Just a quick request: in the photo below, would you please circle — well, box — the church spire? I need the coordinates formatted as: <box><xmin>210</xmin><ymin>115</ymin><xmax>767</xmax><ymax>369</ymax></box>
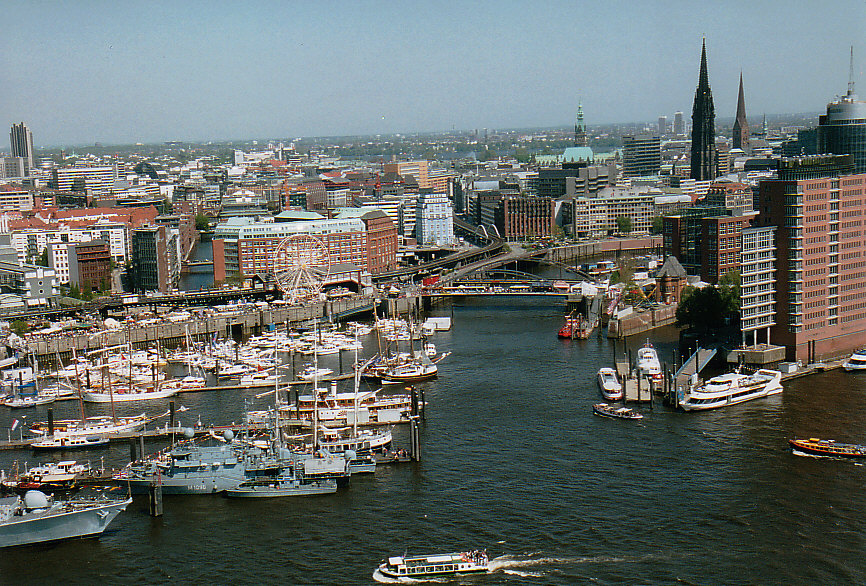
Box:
<box><xmin>732</xmin><ymin>72</ymin><xmax>750</xmax><ymax>153</ymax></box>
<box><xmin>690</xmin><ymin>38</ymin><xmax>716</xmax><ymax>181</ymax></box>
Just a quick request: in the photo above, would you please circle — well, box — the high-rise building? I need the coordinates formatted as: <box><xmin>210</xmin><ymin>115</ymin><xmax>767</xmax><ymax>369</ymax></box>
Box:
<box><xmin>575</xmin><ymin>103</ymin><xmax>587</xmax><ymax>147</ymax></box>
<box><xmin>9</xmin><ymin>122</ymin><xmax>35</xmax><ymax>174</ymax></box>
<box><xmin>690</xmin><ymin>40</ymin><xmax>716</xmax><ymax>181</ymax></box>
<box><xmin>817</xmin><ymin>49</ymin><xmax>866</xmax><ymax>173</ymax></box>
<box><xmin>757</xmin><ymin>155</ymin><xmax>866</xmax><ymax>361</ymax></box>
<box><xmin>673</xmin><ymin>111</ymin><xmax>685</xmax><ymax>136</ymax></box>
<box><xmin>130</xmin><ymin>226</ymin><xmax>170</xmax><ymax>293</ymax></box>
<box><xmin>732</xmin><ymin>73</ymin><xmax>751</xmax><ymax>153</ymax></box>
<box><xmin>415</xmin><ymin>189</ymin><xmax>455</xmax><ymax>246</ymax></box>
<box><xmin>622</xmin><ymin>135</ymin><xmax>661</xmax><ymax>177</ymax></box>
<box><xmin>658</xmin><ymin>116</ymin><xmax>667</xmax><ymax>136</ymax></box>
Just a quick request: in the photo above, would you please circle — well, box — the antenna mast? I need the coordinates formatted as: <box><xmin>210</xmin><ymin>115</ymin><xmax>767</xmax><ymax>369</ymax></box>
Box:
<box><xmin>849</xmin><ymin>45</ymin><xmax>855</xmax><ymax>95</ymax></box>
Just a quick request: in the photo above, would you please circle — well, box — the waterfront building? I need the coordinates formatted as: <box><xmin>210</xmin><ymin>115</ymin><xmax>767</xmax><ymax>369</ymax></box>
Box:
<box><xmin>658</xmin><ymin>116</ymin><xmax>667</xmax><ymax>136</ymax></box>
<box><xmin>415</xmin><ymin>189</ymin><xmax>455</xmax><ymax>246</ymax></box>
<box><xmin>739</xmin><ymin>226</ymin><xmax>776</xmax><ymax>346</ymax></box>
<box><xmin>66</xmin><ymin>240</ymin><xmax>112</xmax><ymax>292</ymax></box>
<box><xmin>213</xmin><ymin>216</ymin><xmax>369</xmax><ymax>278</ymax></box>
<box><xmin>493</xmin><ymin>196</ymin><xmax>555</xmax><ymax>240</ymax></box>
<box><xmin>129</xmin><ymin>226</ymin><xmax>170</xmax><ymax>293</ymax></box>
<box><xmin>756</xmin><ymin>155</ymin><xmax>866</xmax><ymax>360</ymax></box>
<box><xmin>690</xmin><ymin>40</ymin><xmax>717</xmax><ymax>181</ymax></box>
<box><xmin>9</xmin><ymin>122</ymin><xmax>35</xmax><ymax>173</ymax></box>
<box><xmin>622</xmin><ymin>135</ymin><xmax>661</xmax><ymax>177</ymax></box>
<box><xmin>733</xmin><ymin>73</ymin><xmax>751</xmax><ymax>154</ymax></box>
<box><xmin>817</xmin><ymin>62</ymin><xmax>866</xmax><ymax>173</ymax></box>
<box><xmin>332</xmin><ymin>208</ymin><xmax>397</xmax><ymax>274</ymax></box>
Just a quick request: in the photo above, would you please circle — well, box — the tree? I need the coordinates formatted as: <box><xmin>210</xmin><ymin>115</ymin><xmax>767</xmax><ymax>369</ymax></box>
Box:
<box><xmin>10</xmin><ymin>320</ymin><xmax>30</xmax><ymax>337</ymax></box>
<box><xmin>651</xmin><ymin>216</ymin><xmax>664</xmax><ymax>235</ymax></box>
<box><xmin>675</xmin><ymin>282</ymin><xmax>739</xmax><ymax>332</ymax></box>
<box><xmin>195</xmin><ymin>213</ymin><xmax>211</xmax><ymax>231</ymax></box>
<box><xmin>514</xmin><ymin>147</ymin><xmax>531</xmax><ymax>163</ymax></box>
<box><xmin>719</xmin><ymin>269</ymin><xmax>741</xmax><ymax>316</ymax></box>
<box><xmin>616</xmin><ymin>216</ymin><xmax>632</xmax><ymax>234</ymax></box>
<box><xmin>35</xmin><ymin>249</ymin><xmax>49</xmax><ymax>267</ymax></box>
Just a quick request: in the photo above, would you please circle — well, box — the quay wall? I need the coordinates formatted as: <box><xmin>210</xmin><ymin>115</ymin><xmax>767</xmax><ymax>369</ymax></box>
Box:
<box><xmin>607</xmin><ymin>305</ymin><xmax>677</xmax><ymax>339</ymax></box>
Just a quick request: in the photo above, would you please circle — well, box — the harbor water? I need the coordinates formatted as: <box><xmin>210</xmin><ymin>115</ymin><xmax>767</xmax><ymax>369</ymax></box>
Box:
<box><xmin>1</xmin><ymin>297</ymin><xmax>864</xmax><ymax>584</ymax></box>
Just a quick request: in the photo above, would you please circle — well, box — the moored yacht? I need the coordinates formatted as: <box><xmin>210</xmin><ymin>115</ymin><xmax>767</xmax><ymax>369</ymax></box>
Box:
<box><xmin>680</xmin><ymin>369</ymin><xmax>783</xmax><ymax>411</ymax></box>
<box><xmin>842</xmin><ymin>349</ymin><xmax>866</xmax><ymax>371</ymax></box>
<box><xmin>596</xmin><ymin>367</ymin><xmax>622</xmax><ymax>400</ymax></box>
<box><xmin>636</xmin><ymin>342</ymin><xmax>662</xmax><ymax>384</ymax></box>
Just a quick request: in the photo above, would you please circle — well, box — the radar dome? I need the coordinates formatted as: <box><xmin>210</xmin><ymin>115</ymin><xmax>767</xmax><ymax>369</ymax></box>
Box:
<box><xmin>344</xmin><ymin>450</ymin><xmax>356</xmax><ymax>461</ymax></box>
<box><xmin>23</xmin><ymin>490</ymin><xmax>49</xmax><ymax>509</ymax></box>
<box><xmin>183</xmin><ymin>427</ymin><xmax>195</xmax><ymax>439</ymax></box>
<box><xmin>223</xmin><ymin>430</ymin><xmax>234</xmax><ymax>441</ymax></box>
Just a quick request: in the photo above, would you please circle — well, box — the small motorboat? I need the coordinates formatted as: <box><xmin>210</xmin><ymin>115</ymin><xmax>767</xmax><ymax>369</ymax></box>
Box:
<box><xmin>32</xmin><ymin>433</ymin><xmax>110</xmax><ymax>451</ymax></box>
<box><xmin>376</xmin><ymin>550</ymin><xmax>489</xmax><ymax>580</ymax></box>
<box><xmin>3</xmin><ymin>395</ymin><xmax>56</xmax><ymax>409</ymax></box>
<box><xmin>596</xmin><ymin>367</ymin><xmax>623</xmax><ymax>400</ymax></box>
<box><xmin>592</xmin><ymin>403</ymin><xmax>643</xmax><ymax>420</ymax></box>
<box><xmin>789</xmin><ymin>438</ymin><xmax>866</xmax><ymax>459</ymax></box>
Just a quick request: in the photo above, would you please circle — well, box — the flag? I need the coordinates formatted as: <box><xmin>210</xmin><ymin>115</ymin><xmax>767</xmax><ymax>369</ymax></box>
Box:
<box><xmin>10</xmin><ymin>419</ymin><xmax>18</xmax><ymax>431</ymax></box>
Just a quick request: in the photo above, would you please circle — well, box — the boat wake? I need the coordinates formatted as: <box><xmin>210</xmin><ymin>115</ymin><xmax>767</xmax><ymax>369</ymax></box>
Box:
<box><xmin>488</xmin><ymin>552</ymin><xmax>662</xmax><ymax>575</ymax></box>
<box><xmin>372</xmin><ymin>569</ymin><xmax>449</xmax><ymax>584</ymax></box>
<box><xmin>791</xmin><ymin>449</ymin><xmax>865</xmax><ymax>464</ymax></box>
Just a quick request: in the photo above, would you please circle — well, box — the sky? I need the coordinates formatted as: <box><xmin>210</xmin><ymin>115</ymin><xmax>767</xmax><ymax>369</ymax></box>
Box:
<box><xmin>2</xmin><ymin>0</ymin><xmax>864</xmax><ymax>147</ymax></box>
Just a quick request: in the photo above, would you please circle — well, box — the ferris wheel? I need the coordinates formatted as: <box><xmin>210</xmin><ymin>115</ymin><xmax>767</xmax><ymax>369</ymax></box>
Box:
<box><xmin>272</xmin><ymin>234</ymin><xmax>331</xmax><ymax>303</ymax></box>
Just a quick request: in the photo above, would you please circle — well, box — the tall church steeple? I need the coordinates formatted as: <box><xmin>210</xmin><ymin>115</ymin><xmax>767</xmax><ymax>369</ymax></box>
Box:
<box><xmin>732</xmin><ymin>72</ymin><xmax>750</xmax><ymax>154</ymax></box>
<box><xmin>575</xmin><ymin>102</ymin><xmax>587</xmax><ymax>147</ymax></box>
<box><xmin>690</xmin><ymin>39</ymin><xmax>716</xmax><ymax>181</ymax></box>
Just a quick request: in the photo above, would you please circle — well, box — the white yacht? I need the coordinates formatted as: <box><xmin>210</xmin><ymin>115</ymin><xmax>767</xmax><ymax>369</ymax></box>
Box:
<box><xmin>680</xmin><ymin>369</ymin><xmax>783</xmax><ymax>411</ymax></box>
<box><xmin>636</xmin><ymin>343</ymin><xmax>662</xmax><ymax>384</ymax></box>
<box><xmin>842</xmin><ymin>349</ymin><xmax>866</xmax><ymax>371</ymax></box>
<box><xmin>596</xmin><ymin>367</ymin><xmax>623</xmax><ymax>400</ymax></box>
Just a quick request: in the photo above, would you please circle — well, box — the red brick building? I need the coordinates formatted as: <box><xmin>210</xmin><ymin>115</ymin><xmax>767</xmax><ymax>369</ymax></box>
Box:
<box><xmin>758</xmin><ymin>158</ymin><xmax>866</xmax><ymax>361</ymax></box>
<box><xmin>68</xmin><ymin>240</ymin><xmax>112</xmax><ymax>292</ymax></box>
<box><xmin>494</xmin><ymin>196</ymin><xmax>555</xmax><ymax>240</ymax></box>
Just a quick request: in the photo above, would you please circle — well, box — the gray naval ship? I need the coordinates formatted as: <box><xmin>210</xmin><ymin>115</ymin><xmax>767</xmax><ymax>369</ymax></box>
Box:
<box><xmin>114</xmin><ymin>429</ymin><xmax>353</xmax><ymax>495</ymax></box>
<box><xmin>0</xmin><ymin>490</ymin><xmax>131</xmax><ymax>548</ymax></box>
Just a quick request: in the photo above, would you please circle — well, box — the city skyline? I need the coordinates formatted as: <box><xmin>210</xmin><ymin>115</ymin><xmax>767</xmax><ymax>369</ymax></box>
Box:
<box><xmin>1</xmin><ymin>1</ymin><xmax>863</xmax><ymax>146</ymax></box>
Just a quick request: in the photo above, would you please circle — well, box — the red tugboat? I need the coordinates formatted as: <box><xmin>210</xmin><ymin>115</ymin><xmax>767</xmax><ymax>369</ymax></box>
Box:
<box><xmin>558</xmin><ymin>313</ymin><xmax>594</xmax><ymax>339</ymax></box>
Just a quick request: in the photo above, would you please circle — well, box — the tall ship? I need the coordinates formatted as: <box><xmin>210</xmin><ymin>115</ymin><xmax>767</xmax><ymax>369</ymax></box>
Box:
<box><xmin>0</xmin><ymin>490</ymin><xmax>131</xmax><ymax>548</ymax></box>
<box><xmin>680</xmin><ymin>369</ymin><xmax>783</xmax><ymax>411</ymax></box>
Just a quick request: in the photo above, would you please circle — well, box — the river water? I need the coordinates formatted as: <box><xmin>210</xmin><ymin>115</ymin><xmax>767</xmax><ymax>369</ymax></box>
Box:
<box><xmin>0</xmin><ymin>297</ymin><xmax>864</xmax><ymax>584</ymax></box>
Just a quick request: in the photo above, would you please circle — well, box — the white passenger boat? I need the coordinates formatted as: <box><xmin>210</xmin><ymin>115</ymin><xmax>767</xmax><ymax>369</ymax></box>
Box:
<box><xmin>29</xmin><ymin>414</ymin><xmax>148</xmax><ymax>437</ymax></box>
<box><xmin>637</xmin><ymin>342</ymin><xmax>662</xmax><ymax>384</ymax></box>
<box><xmin>680</xmin><ymin>369</ymin><xmax>783</xmax><ymax>411</ymax></box>
<box><xmin>842</xmin><ymin>349</ymin><xmax>866</xmax><ymax>371</ymax></box>
<box><xmin>32</xmin><ymin>433</ymin><xmax>110</xmax><ymax>451</ymax></box>
<box><xmin>596</xmin><ymin>367</ymin><xmax>623</xmax><ymax>400</ymax></box>
<box><xmin>376</xmin><ymin>550</ymin><xmax>489</xmax><ymax>579</ymax></box>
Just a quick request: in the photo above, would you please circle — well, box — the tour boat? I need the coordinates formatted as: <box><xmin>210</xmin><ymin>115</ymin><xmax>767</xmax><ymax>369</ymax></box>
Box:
<box><xmin>282</xmin><ymin>386</ymin><xmax>414</xmax><ymax>425</ymax></box>
<box><xmin>596</xmin><ymin>367</ymin><xmax>623</xmax><ymax>400</ymax></box>
<box><xmin>592</xmin><ymin>403</ymin><xmax>643</xmax><ymax>420</ymax></box>
<box><xmin>789</xmin><ymin>438</ymin><xmax>866</xmax><ymax>459</ymax></box>
<box><xmin>842</xmin><ymin>349</ymin><xmax>866</xmax><ymax>371</ymax></box>
<box><xmin>680</xmin><ymin>369</ymin><xmax>783</xmax><ymax>411</ymax></box>
<box><xmin>636</xmin><ymin>342</ymin><xmax>663</xmax><ymax>383</ymax></box>
<box><xmin>376</xmin><ymin>550</ymin><xmax>489</xmax><ymax>579</ymax></box>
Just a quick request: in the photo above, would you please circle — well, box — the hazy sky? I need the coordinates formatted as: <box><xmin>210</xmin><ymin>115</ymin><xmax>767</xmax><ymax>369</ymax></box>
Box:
<box><xmin>2</xmin><ymin>1</ymin><xmax>864</xmax><ymax>147</ymax></box>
